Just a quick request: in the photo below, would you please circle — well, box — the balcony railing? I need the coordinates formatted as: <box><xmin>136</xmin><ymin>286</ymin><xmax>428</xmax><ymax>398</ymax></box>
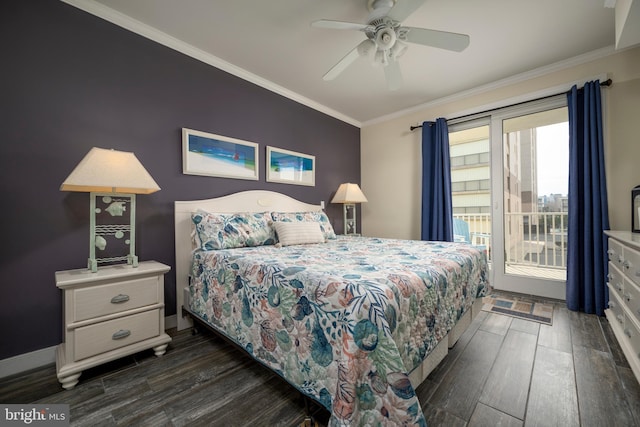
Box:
<box><xmin>453</xmin><ymin>212</ymin><xmax>568</xmax><ymax>271</ymax></box>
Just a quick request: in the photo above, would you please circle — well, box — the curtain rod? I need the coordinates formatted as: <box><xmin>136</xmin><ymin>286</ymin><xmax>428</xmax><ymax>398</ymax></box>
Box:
<box><xmin>409</xmin><ymin>78</ymin><xmax>612</xmax><ymax>131</ymax></box>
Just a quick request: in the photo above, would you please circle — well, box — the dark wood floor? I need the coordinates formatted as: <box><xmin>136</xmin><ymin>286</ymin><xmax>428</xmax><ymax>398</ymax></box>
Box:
<box><xmin>2</xmin><ymin>292</ymin><xmax>639</xmax><ymax>426</ymax></box>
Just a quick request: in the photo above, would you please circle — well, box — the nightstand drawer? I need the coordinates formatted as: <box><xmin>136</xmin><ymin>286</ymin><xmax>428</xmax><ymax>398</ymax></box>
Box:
<box><xmin>74</xmin><ymin>309</ymin><xmax>159</xmax><ymax>360</ymax></box>
<box><xmin>74</xmin><ymin>277</ymin><xmax>159</xmax><ymax>322</ymax></box>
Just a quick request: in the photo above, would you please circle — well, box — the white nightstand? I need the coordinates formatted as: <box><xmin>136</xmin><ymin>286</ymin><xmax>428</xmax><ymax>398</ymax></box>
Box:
<box><xmin>55</xmin><ymin>261</ymin><xmax>172</xmax><ymax>389</ymax></box>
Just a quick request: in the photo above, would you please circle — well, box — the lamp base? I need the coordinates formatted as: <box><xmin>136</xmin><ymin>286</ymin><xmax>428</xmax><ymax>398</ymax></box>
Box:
<box><xmin>88</xmin><ymin>192</ymin><xmax>138</xmax><ymax>273</ymax></box>
<box><xmin>342</xmin><ymin>203</ymin><xmax>358</xmax><ymax>235</ymax></box>
<box><xmin>88</xmin><ymin>255</ymin><xmax>138</xmax><ymax>273</ymax></box>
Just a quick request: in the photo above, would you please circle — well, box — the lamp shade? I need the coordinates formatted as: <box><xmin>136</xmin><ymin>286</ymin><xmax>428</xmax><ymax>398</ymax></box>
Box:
<box><xmin>331</xmin><ymin>183</ymin><xmax>368</xmax><ymax>204</ymax></box>
<box><xmin>60</xmin><ymin>147</ymin><xmax>160</xmax><ymax>194</ymax></box>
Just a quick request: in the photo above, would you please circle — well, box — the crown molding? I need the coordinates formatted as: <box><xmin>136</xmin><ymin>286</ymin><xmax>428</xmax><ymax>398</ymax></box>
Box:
<box><xmin>60</xmin><ymin>0</ymin><xmax>362</xmax><ymax>128</ymax></box>
<box><xmin>363</xmin><ymin>45</ymin><xmax>618</xmax><ymax>126</ymax></box>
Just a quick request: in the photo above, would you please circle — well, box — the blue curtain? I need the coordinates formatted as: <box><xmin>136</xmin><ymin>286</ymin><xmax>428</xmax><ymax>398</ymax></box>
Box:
<box><xmin>421</xmin><ymin>118</ymin><xmax>453</xmax><ymax>241</ymax></box>
<box><xmin>566</xmin><ymin>80</ymin><xmax>610</xmax><ymax>316</ymax></box>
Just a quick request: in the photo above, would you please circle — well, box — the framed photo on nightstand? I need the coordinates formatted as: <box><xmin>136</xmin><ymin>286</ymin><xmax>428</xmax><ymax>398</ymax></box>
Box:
<box><xmin>633</xmin><ymin>185</ymin><xmax>640</xmax><ymax>233</ymax></box>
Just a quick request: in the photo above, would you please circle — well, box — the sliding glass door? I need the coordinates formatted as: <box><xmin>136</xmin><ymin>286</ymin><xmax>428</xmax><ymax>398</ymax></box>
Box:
<box><xmin>492</xmin><ymin>102</ymin><xmax>569</xmax><ymax>299</ymax></box>
<box><xmin>450</xmin><ymin>96</ymin><xmax>569</xmax><ymax>299</ymax></box>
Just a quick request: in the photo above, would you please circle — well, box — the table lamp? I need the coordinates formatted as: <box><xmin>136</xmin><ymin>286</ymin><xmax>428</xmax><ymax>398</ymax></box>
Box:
<box><xmin>331</xmin><ymin>183</ymin><xmax>367</xmax><ymax>235</ymax></box>
<box><xmin>60</xmin><ymin>147</ymin><xmax>160</xmax><ymax>272</ymax></box>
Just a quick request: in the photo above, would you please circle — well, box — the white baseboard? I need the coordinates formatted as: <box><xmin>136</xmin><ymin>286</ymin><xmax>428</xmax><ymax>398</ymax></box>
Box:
<box><xmin>0</xmin><ymin>315</ymin><xmax>178</xmax><ymax>379</ymax></box>
<box><xmin>0</xmin><ymin>345</ymin><xmax>56</xmax><ymax>379</ymax></box>
<box><xmin>165</xmin><ymin>314</ymin><xmax>177</xmax><ymax>330</ymax></box>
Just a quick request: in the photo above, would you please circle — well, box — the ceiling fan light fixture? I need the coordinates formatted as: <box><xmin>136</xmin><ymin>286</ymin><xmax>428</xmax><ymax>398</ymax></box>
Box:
<box><xmin>357</xmin><ymin>39</ymin><xmax>377</xmax><ymax>59</ymax></box>
<box><xmin>390</xmin><ymin>39</ymin><xmax>408</xmax><ymax>59</ymax></box>
<box><xmin>374</xmin><ymin>49</ymin><xmax>389</xmax><ymax>66</ymax></box>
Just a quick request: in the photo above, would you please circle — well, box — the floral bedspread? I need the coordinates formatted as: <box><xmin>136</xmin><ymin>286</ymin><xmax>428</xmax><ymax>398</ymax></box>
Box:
<box><xmin>189</xmin><ymin>236</ymin><xmax>489</xmax><ymax>426</ymax></box>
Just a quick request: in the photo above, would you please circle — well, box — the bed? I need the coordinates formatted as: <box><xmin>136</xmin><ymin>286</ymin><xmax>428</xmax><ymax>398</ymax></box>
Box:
<box><xmin>175</xmin><ymin>190</ymin><xmax>489</xmax><ymax>426</ymax></box>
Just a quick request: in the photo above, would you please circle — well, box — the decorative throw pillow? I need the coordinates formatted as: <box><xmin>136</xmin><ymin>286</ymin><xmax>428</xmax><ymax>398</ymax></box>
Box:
<box><xmin>270</xmin><ymin>211</ymin><xmax>337</xmax><ymax>240</ymax></box>
<box><xmin>191</xmin><ymin>211</ymin><xmax>276</xmax><ymax>250</ymax></box>
<box><xmin>273</xmin><ymin>221</ymin><xmax>325</xmax><ymax>246</ymax></box>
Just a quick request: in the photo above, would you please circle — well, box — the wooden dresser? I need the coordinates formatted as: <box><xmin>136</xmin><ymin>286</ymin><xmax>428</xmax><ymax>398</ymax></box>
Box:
<box><xmin>55</xmin><ymin>261</ymin><xmax>171</xmax><ymax>389</ymax></box>
<box><xmin>605</xmin><ymin>230</ymin><xmax>640</xmax><ymax>384</ymax></box>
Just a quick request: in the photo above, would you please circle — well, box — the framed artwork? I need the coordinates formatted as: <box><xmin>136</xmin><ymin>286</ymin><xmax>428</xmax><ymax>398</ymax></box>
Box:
<box><xmin>266</xmin><ymin>146</ymin><xmax>315</xmax><ymax>186</ymax></box>
<box><xmin>182</xmin><ymin>128</ymin><xmax>258</xmax><ymax>180</ymax></box>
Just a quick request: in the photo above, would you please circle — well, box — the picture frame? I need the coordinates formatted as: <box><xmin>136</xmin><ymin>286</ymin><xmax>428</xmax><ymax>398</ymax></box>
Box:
<box><xmin>266</xmin><ymin>146</ymin><xmax>315</xmax><ymax>186</ymax></box>
<box><xmin>182</xmin><ymin>128</ymin><xmax>258</xmax><ymax>180</ymax></box>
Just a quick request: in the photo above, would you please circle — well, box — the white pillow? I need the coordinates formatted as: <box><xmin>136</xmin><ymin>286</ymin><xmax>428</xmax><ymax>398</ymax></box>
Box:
<box><xmin>274</xmin><ymin>221</ymin><xmax>325</xmax><ymax>246</ymax></box>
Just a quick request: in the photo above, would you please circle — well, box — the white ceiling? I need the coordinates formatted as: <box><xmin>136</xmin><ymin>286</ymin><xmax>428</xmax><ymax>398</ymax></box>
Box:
<box><xmin>67</xmin><ymin>0</ymin><xmax>619</xmax><ymax>126</ymax></box>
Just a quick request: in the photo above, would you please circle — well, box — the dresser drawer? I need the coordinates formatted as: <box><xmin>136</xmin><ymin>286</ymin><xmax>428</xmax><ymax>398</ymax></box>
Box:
<box><xmin>74</xmin><ymin>309</ymin><xmax>160</xmax><ymax>360</ymax></box>
<box><xmin>622</xmin><ymin>244</ymin><xmax>640</xmax><ymax>287</ymax></box>
<box><xmin>73</xmin><ymin>277</ymin><xmax>159</xmax><ymax>322</ymax></box>
<box><xmin>624</xmin><ymin>315</ymin><xmax>640</xmax><ymax>366</ymax></box>
<box><xmin>608</xmin><ymin>238</ymin><xmax>624</xmax><ymax>267</ymax></box>
<box><xmin>624</xmin><ymin>278</ymin><xmax>640</xmax><ymax>324</ymax></box>
<box><xmin>608</xmin><ymin>262</ymin><xmax>624</xmax><ymax>300</ymax></box>
<box><xmin>607</xmin><ymin>290</ymin><xmax>625</xmax><ymax>327</ymax></box>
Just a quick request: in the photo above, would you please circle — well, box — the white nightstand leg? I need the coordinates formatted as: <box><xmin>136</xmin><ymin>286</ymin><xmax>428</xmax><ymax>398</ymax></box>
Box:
<box><xmin>59</xmin><ymin>372</ymin><xmax>81</xmax><ymax>390</ymax></box>
<box><xmin>153</xmin><ymin>343</ymin><xmax>168</xmax><ymax>357</ymax></box>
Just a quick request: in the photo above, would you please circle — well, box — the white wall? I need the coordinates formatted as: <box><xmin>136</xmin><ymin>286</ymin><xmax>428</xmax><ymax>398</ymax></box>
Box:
<box><xmin>361</xmin><ymin>46</ymin><xmax>640</xmax><ymax>239</ymax></box>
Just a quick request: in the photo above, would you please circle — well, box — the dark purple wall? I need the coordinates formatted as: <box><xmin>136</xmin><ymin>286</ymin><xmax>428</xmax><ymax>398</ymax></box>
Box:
<box><xmin>0</xmin><ymin>1</ymin><xmax>360</xmax><ymax>359</ymax></box>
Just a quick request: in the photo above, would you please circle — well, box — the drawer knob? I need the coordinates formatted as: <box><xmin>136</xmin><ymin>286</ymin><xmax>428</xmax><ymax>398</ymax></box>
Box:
<box><xmin>624</xmin><ymin>260</ymin><xmax>632</xmax><ymax>270</ymax></box>
<box><xmin>617</xmin><ymin>283</ymin><xmax>623</xmax><ymax>292</ymax></box>
<box><xmin>112</xmin><ymin>329</ymin><xmax>131</xmax><ymax>340</ymax></box>
<box><xmin>608</xmin><ymin>249</ymin><xmax>615</xmax><ymax>256</ymax></box>
<box><xmin>624</xmin><ymin>328</ymin><xmax>632</xmax><ymax>338</ymax></box>
<box><xmin>609</xmin><ymin>301</ymin><xmax>616</xmax><ymax>308</ymax></box>
<box><xmin>617</xmin><ymin>314</ymin><xmax>624</xmax><ymax>323</ymax></box>
<box><xmin>625</xmin><ymin>293</ymin><xmax>632</xmax><ymax>302</ymax></box>
<box><xmin>110</xmin><ymin>294</ymin><xmax>130</xmax><ymax>304</ymax></box>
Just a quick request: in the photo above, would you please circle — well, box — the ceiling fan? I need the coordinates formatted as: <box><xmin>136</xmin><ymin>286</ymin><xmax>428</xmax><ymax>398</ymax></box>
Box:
<box><xmin>312</xmin><ymin>0</ymin><xmax>470</xmax><ymax>90</ymax></box>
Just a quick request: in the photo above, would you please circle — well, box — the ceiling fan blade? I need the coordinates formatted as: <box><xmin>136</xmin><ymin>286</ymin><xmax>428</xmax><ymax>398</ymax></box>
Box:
<box><xmin>323</xmin><ymin>40</ymin><xmax>371</xmax><ymax>81</ymax></box>
<box><xmin>387</xmin><ymin>0</ymin><xmax>427</xmax><ymax>22</ymax></box>
<box><xmin>404</xmin><ymin>27</ymin><xmax>470</xmax><ymax>52</ymax></box>
<box><xmin>384</xmin><ymin>60</ymin><xmax>403</xmax><ymax>91</ymax></box>
<box><xmin>312</xmin><ymin>20</ymin><xmax>369</xmax><ymax>31</ymax></box>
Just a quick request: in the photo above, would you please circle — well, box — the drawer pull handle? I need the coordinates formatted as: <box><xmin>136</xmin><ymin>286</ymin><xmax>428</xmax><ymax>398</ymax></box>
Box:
<box><xmin>112</xmin><ymin>329</ymin><xmax>131</xmax><ymax>340</ymax></box>
<box><xmin>111</xmin><ymin>294</ymin><xmax>130</xmax><ymax>304</ymax></box>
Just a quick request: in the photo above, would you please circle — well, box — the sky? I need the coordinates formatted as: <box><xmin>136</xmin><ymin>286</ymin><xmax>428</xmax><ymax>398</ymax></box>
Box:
<box><xmin>536</xmin><ymin>122</ymin><xmax>569</xmax><ymax>196</ymax></box>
